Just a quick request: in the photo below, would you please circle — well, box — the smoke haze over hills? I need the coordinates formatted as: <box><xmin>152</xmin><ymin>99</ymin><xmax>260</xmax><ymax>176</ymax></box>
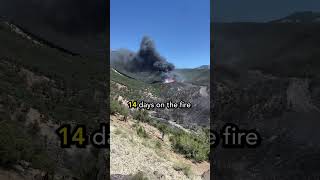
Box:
<box><xmin>111</xmin><ymin>36</ymin><xmax>174</xmax><ymax>75</ymax></box>
<box><xmin>212</xmin><ymin>0</ymin><xmax>320</xmax><ymax>22</ymax></box>
<box><xmin>0</xmin><ymin>0</ymin><xmax>106</xmax><ymax>34</ymax></box>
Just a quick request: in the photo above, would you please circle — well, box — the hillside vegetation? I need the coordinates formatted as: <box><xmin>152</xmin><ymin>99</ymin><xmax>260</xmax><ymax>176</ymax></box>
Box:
<box><xmin>0</xmin><ymin>20</ymin><xmax>107</xmax><ymax>179</ymax></box>
<box><xmin>110</xmin><ymin>106</ymin><xmax>210</xmax><ymax>180</ymax></box>
<box><xmin>212</xmin><ymin>19</ymin><xmax>320</xmax><ymax>179</ymax></box>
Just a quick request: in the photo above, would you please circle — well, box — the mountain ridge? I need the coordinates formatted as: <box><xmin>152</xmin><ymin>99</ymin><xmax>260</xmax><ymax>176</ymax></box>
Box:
<box><xmin>0</xmin><ymin>19</ymin><xmax>80</xmax><ymax>56</ymax></box>
<box><xmin>271</xmin><ymin>11</ymin><xmax>320</xmax><ymax>24</ymax></box>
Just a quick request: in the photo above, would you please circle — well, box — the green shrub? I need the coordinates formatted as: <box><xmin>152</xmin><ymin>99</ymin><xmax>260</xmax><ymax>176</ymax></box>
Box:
<box><xmin>31</xmin><ymin>152</ymin><xmax>56</xmax><ymax>173</ymax></box>
<box><xmin>155</xmin><ymin>141</ymin><xmax>162</xmax><ymax>149</ymax></box>
<box><xmin>0</xmin><ymin>120</ymin><xmax>55</xmax><ymax>171</ymax></box>
<box><xmin>114</xmin><ymin>129</ymin><xmax>122</xmax><ymax>135</ymax></box>
<box><xmin>143</xmin><ymin>118</ymin><xmax>209</xmax><ymax>162</ymax></box>
<box><xmin>150</xmin><ymin>120</ymin><xmax>177</xmax><ymax>135</ymax></box>
<box><xmin>0</xmin><ymin>121</ymin><xmax>31</xmax><ymax>165</ymax></box>
<box><xmin>110</xmin><ymin>99</ymin><xmax>129</xmax><ymax>117</ymax></box>
<box><xmin>131</xmin><ymin>171</ymin><xmax>148</xmax><ymax>180</ymax></box>
<box><xmin>170</xmin><ymin>130</ymin><xmax>209</xmax><ymax>162</ymax></box>
<box><xmin>121</xmin><ymin>106</ymin><xmax>129</xmax><ymax>118</ymax></box>
<box><xmin>133</xmin><ymin>110</ymin><xmax>149</xmax><ymax>122</ymax></box>
<box><xmin>157</xmin><ymin>123</ymin><xmax>168</xmax><ymax>140</ymax></box>
<box><xmin>173</xmin><ymin>163</ymin><xmax>192</xmax><ymax>177</ymax></box>
<box><xmin>110</xmin><ymin>99</ymin><xmax>122</xmax><ymax>115</ymax></box>
<box><xmin>136</xmin><ymin>126</ymin><xmax>149</xmax><ymax>139</ymax></box>
<box><xmin>132</xmin><ymin>122</ymin><xmax>139</xmax><ymax>128</ymax></box>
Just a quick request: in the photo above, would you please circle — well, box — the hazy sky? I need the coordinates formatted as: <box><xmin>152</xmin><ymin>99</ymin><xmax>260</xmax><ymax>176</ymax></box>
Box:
<box><xmin>212</xmin><ymin>0</ymin><xmax>320</xmax><ymax>22</ymax></box>
<box><xmin>0</xmin><ymin>0</ymin><xmax>107</xmax><ymax>57</ymax></box>
<box><xmin>0</xmin><ymin>0</ymin><xmax>106</xmax><ymax>34</ymax></box>
<box><xmin>111</xmin><ymin>0</ymin><xmax>210</xmax><ymax>68</ymax></box>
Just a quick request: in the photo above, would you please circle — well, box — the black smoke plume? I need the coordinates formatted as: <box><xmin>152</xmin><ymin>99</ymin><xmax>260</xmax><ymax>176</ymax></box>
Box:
<box><xmin>111</xmin><ymin>36</ymin><xmax>175</xmax><ymax>73</ymax></box>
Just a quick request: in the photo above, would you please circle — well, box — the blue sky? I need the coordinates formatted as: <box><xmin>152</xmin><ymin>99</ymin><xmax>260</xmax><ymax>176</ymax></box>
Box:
<box><xmin>111</xmin><ymin>0</ymin><xmax>210</xmax><ymax>68</ymax></box>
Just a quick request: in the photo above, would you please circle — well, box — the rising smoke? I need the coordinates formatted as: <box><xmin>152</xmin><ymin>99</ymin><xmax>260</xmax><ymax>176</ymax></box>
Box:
<box><xmin>111</xmin><ymin>36</ymin><xmax>175</xmax><ymax>73</ymax></box>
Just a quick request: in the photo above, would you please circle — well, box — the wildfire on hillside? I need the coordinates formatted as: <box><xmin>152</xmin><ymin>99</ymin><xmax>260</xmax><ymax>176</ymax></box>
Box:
<box><xmin>164</xmin><ymin>77</ymin><xmax>175</xmax><ymax>84</ymax></box>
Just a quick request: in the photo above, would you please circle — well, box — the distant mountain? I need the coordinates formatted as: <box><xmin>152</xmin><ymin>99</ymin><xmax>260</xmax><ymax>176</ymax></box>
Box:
<box><xmin>196</xmin><ymin>65</ymin><xmax>210</xmax><ymax>69</ymax></box>
<box><xmin>1</xmin><ymin>19</ymin><xmax>79</xmax><ymax>56</ymax></box>
<box><xmin>271</xmin><ymin>11</ymin><xmax>320</xmax><ymax>23</ymax></box>
<box><xmin>174</xmin><ymin>68</ymin><xmax>210</xmax><ymax>86</ymax></box>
